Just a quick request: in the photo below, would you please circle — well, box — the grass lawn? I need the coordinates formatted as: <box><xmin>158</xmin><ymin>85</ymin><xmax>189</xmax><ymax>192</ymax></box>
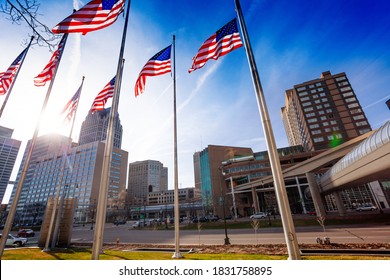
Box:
<box><xmin>2</xmin><ymin>248</ymin><xmax>389</xmax><ymax>260</ymax></box>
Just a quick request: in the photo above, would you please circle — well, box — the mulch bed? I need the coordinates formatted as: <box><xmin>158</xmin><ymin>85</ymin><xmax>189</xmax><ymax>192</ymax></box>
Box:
<box><xmin>72</xmin><ymin>242</ymin><xmax>390</xmax><ymax>255</ymax></box>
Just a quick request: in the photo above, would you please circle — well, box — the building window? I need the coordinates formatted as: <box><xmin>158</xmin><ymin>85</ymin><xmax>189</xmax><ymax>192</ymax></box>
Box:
<box><xmin>309</xmin><ymin>124</ymin><xmax>320</xmax><ymax>129</ymax></box>
<box><xmin>312</xmin><ymin>130</ymin><xmax>321</xmax><ymax>135</ymax></box>
<box><xmin>347</xmin><ymin>103</ymin><xmax>359</xmax><ymax>108</ymax></box>
<box><xmin>340</xmin><ymin>86</ymin><xmax>352</xmax><ymax>92</ymax></box>
<box><xmin>359</xmin><ymin>128</ymin><xmax>371</xmax><ymax>134</ymax></box>
<box><xmin>308</xmin><ymin>118</ymin><xmax>318</xmax><ymax>123</ymax></box>
<box><xmin>305</xmin><ymin>112</ymin><xmax>315</xmax><ymax>117</ymax></box>
<box><xmin>352</xmin><ymin>115</ymin><xmax>365</xmax><ymax>121</ymax></box>
<box><xmin>338</xmin><ymin>81</ymin><xmax>349</xmax><ymax>86</ymax></box>
<box><xmin>302</xmin><ymin>102</ymin><xmax>312</xmax><ymax>107</ymax></box>
<box><xmin>297</xmin><ymin>86</ymin><xmax>306</xmax><ymax>92</ymax></box>
<box><xmin>350</xmin><ymin>108</ymin><xmax>362</xmax><ymax>114</ymax></box>
<box><xmin>356</xmin><ymin>121</ymin><xmax>368</xmax><ymax>126</ymax></box>
<box><xmin>335</xmin><ymin>76</ymin><xmax>346</xmax><ymax>81</ymax></box>
<box><xmin>313</xmin><ymin>137</ymin><xmax>324</xmax><ymax>143</ymax></box>
<box><xmin>304</xmin><ymin>107</ymin><xmax>313</xmax><ymax>112</ymax></box>
<box><xmin>342</xmin><ymin>92</ymin><xmax>354</xmax><ymax>98</ymax></box>
<box><xmin>345</xmin><ymin>97</ymin><xmax>357</xmax><ymax>103</ymax></box>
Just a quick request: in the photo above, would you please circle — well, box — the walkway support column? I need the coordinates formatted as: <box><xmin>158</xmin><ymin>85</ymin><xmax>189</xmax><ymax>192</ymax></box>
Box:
<box><xmin>333</xmin><ymin>191</ymin><xmax>347</xmax><ymax>216</ymax></box>
<box><xmin>305</xmin><ymin>172</ymin><xmax>326</xmax><ymax>217</ymax></box>
<box><xmin>251</xmin><ymin>187</ymin><xmax>260</xmax><ymax>213</ymax></box>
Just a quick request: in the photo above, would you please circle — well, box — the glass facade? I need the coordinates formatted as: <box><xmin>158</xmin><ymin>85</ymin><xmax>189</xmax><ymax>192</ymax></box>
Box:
<box><xmin>0</xmin><ymin>126</ymin><xmax>21</xmax><ymax>203</ymax></box>
<box><xmin>199</xmin><ymin>148</ymin><xmax>212</xmax><ymax>207</ymax></box>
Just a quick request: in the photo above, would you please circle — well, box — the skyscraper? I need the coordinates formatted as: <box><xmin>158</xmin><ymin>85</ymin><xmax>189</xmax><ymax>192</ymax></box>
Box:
<box><xmin>281</xmin><ymin>71</ymin><xmax>371</xmax><ymax>151</ymax></box>
<box><xmin>7</xmin><ymin>134</ymin><xmax>70</xmax><ymax>216</ymax></box>
<box><xmin>8</xmin><ymin>136</ymin><xmax>128</xmax><ymax>225</ymax></box>
<box><xmin>78</xmin><ymin>108</ymin><xmax>123</xmax><ymax>149</ymax></box>
<box><xmin>127</xmin><ymin>160</ymin><xmax>168</xmax><ymax>204</ymax></box>
<box><xmin>0</xmin><ymin>126</ymin><xmax>21</xmax><ymax>203</ymax></box>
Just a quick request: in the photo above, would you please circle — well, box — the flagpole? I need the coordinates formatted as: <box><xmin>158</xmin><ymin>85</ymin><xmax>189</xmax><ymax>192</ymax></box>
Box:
<box><xmin>91</xmin><ymin>0</ymin><xmax>131</xmax><ymax>260</ymax></box>
<box><xmin>0</xmin><ymin>34</ymin><xmax>69</xmax><ymax>258</ymax></box>
<box><xmin>43</xmin><ymin>76</ymin><xmax>85</xmax><ymax>251</ymax></box>
<box><xmin>171</xmin><ymin>35</ymin><xmax>183</xmax><ymax>259</ymax></box>
<box><xmin>0</xmin><ymin>36</ymin><xmax>34</xmax><ymax>119</ymax></box>
<box><xmin>234</xmin><ymin>0</ymin><xmax>301</xmax><ymax>260</ymax></box>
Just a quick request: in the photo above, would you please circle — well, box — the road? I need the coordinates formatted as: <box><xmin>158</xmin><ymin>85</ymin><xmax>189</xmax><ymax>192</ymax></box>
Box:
<box><xmin>69</xmin><ymin>222</ymin><xmax>390</xmax><ymax>245</ymax></box>
<box><xmin>4</xmin><ymin>221</ymin><xmax>388</xmax><ymax>247</ymax></box>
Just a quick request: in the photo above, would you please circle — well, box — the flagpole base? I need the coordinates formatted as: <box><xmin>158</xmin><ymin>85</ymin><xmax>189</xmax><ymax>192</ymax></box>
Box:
<box><xmin>172</xmin><ymin>252</ymin><xmax>183</xmax><ymax>259</ymax></box>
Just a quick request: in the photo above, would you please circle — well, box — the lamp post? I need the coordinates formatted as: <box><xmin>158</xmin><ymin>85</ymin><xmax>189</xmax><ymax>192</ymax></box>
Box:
<box><xmin>218</xmin><ymin>166</ymin><xmax>230</xmax><ymax>245</ymax></box>
<box><xmin>90</xmin><ymin>199</ymin><xmax>96</xmax><ymax>230</ymax></box>
<box><xmin>219</xmin><ymin>195</ymin><xmax>230</xmax><ymax>245</ymax></box>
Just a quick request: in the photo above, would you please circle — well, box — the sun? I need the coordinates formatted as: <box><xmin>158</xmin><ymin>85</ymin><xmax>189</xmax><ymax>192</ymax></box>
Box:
<box><xmin>38</xmin><ymin>104</ymin><xmax>72</xmax><ymax>137</ymax></box>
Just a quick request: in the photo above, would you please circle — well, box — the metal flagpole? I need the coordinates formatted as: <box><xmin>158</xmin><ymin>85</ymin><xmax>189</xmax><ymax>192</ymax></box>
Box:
<box><xmin>0</xmin><ymin>36</ymin><xmax>34</xmax><ymax>119</ymax></box>
<box><xmin>0</xmin><ymin>34</ymin><xmax>69</xmax><ymax>258</ymax></box>
<box><xmin>91</xmin><ymin>0</ymin><xmax>131</xmax><ymax>260</ymax></box>
<box><xmin>43</xmin><ymin>76</ymin><xmax>85</xmax><ymax>251</ymax></box>
<box><xmin>234</xmin><ymin>0</ymin><xmax>301</xmax><ymax>260</ymax></box>
<box><xmin>172</xmin><ymin>35</ymin><xmax>183</xmax><ymax>259</ymax></box>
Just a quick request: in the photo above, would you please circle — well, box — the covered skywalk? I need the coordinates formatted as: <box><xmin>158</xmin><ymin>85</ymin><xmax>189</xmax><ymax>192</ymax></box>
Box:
<box><xmin>319</xmin><ymin>120</ymin><xmax>390</xmax><ymax>193</ymax></box>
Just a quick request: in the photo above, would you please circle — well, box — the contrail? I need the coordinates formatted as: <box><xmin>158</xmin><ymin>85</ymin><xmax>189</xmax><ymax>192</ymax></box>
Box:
<box><xmin>363</xmin><ymin>94</ymin><xmax>390</xmax><ymax>110</ymax></box>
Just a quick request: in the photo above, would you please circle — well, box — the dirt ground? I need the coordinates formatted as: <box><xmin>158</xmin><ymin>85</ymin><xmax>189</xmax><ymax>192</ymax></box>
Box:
<box><xmin>85</xmin><ymin>242</ymin><xmax>390</xmax><ymax>255</ymax></box>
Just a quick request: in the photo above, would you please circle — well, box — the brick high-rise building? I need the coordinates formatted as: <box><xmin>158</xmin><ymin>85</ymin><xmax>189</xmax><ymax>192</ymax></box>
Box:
<box><xmin>281</xmin><ymin>71</ymin><xmax>371</xmax><ymax>151</ymax></box>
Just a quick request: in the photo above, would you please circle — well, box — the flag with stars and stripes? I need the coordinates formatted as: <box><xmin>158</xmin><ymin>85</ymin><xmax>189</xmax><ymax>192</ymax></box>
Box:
<box><xmin>188</xmin><ymin>18</ymin><xmax>243</xmax><ymax>73</ymax></box>
<box><xmin>52</xmin><ymin>0</ymin><xmax>125</xmax><ymax>35</ymax></box>
<box><xmin>91</xmin><ymin>76</ymin><xmax>116</xmax><ymax>112</ymax></box>
<box><xmin>134</xmin><ymin>45</ymin><xmax>172</xmax><ymax>96</ymax></box>
<box><xmin>34</xmin><ymin>35</ymin><xmax>67</xmax><ymax>87</ymax></box>
<box><xmin>0</xmin><ymin>47</ymin><xmax>29</xmax><ymax>95</ymax></box>
<box><xmin>61</xmin><ymin>81</ymin><xmax>83</xmax><ymax>124</ymax></box>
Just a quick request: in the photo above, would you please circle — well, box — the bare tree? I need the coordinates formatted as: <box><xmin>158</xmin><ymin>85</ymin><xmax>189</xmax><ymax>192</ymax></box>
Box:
<box><xmin>1</xmin><ymin>0</ymin><xmax>60</xmax><ymax>50</ymax></box>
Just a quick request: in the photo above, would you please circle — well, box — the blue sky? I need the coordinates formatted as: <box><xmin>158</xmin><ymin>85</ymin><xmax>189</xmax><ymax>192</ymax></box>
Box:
<box><xmin>1</xmin><ymin>0</ymin><xmax>390</xmax><ymax>202</ymax></box>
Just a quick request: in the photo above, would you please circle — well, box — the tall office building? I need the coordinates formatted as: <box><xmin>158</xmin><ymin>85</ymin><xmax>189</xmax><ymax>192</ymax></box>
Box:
<box><xmin>78</xmin><ymin>108</ymin><xmax>123</xmax><ymax>149</ymax></box>
<box><xmin>7</xmin><ymin>134</ymin><xmax>70</xmax><ymax>216</ymax></box>
<box><xmin>0</xmin><ymin>126</ymin><xmax>21</xmax><ymax>203</ymax></box>
<box><xmin>281</xmin><ymin>71</ymin><xmax>371</xmax><ymax>151</ymax></box>
<box><xmin>9</xmin><ymin>138</ymin><xmax>128</xmax><ymax>225</ymax></box>
<box><xmin>127</xmin><ymin>160</ymin><xmax>168</xmax><ymax>204</ymax></box>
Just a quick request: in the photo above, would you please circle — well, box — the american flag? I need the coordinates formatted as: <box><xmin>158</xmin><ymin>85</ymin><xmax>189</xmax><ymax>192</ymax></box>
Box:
<box><xmin>135</xmin><ymin>45</ymin><xmax>171</xmax><ymax>96</ymax></box>
<box><xmin>52</xmin><ymin>0</ymin><xmax>125</xmax><ymax>35</ymax></box>
<box><xmin>91</xmin><ymin>76</ymin><xmax>116</xmax><ymax>112</ymax></box>
<box><xmin>34</xmin><ymin>35</ymin><xmax>67</xmax><ymax>87</ymax></box>
<box><xmin>188</xmin><ymin>18</ymin><xmax>243</xmax><ymax>73</ymax></box>
<box><xmin>0</xmin><ymin>47</ymin><xmax>29</xmax><ymax>95</ymax></box>
<box><xmin>61</xmin><ymin>81</ymin><xmax>83</xmax><ymax>124</ymax></box>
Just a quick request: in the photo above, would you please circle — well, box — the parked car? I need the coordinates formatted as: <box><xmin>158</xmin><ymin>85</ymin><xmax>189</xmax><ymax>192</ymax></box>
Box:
<box><xmin>356</xmin><ymin>204</ymin><xmax>377</xmax><ymax>212</ymax></box>
<box><xmin>131</xmin><ymin>220</ymin><xmax>150</xmax><ymax>228</ymax></box>
<box><xmin>0</xmin><ymin>234</ymin><xmax>27</xmax><ymax>247</ymax></box>
<box><xmin>17</xmin><ymin>229</ymin><xmax>35</xmax><ymax>237</ymax></box>
<box><xmin>250</xmin><ymin>212</ymin><xmax>267</xmax><ymax>219</ymax></box>
<box><xmin>224</xmin><ymin>213</ymin><xmax>242</xmax><ymax>220</ymax></box>
<box><xmin>113</xmin><ymin>220</ymin><xmax>127</xmax><ymax>226</ymax></box>
<box><xmin>306</xmin><ymin>209</ymin><xmax>316</xmax><ymax>216</ymax></box>
<box><xmin>192</xmin><ymin>216</ymin><xmax>208</xmax><ymax>223</ymax></box>
<box><xmin>207</xmin><ymin>215</ymin><xmax>220</xmax><ymax>222</ymax></box>
<box><xmin>169</xmin><ymin>217</ymin><xmax>183</xmax><ymax>224</ymax></box>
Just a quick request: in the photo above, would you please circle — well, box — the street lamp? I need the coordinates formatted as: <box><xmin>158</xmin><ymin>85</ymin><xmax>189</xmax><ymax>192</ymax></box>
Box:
<box><xmin>90</xmin><ymin>199</ymin><xmax>97</xmax><ymax>230</ymax></box>
<box><xmin>219</xmin><ymin>166</ymin><xmax>230</xmax><ymax>245</ymax></box>
<box><xmin>219</xmin><ymin>195</ymin><xmax>230</xmax><ymax>245</ymax></box>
